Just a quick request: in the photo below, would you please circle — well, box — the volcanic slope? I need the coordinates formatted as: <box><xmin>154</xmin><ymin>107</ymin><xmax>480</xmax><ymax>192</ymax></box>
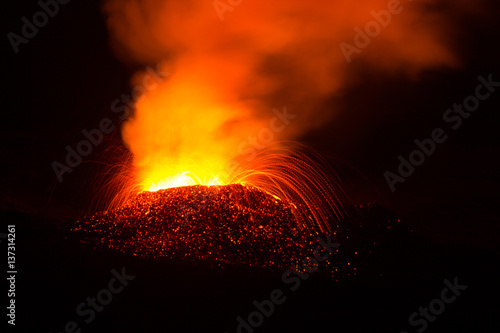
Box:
<box><xmin>66</xmin><ymin>183</ymin><xmax>410</xmax><ymax>275</ymax></box>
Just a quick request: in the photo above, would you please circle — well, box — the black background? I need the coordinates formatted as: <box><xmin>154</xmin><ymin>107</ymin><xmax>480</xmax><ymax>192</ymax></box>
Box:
<box><xmin>1</xmin><ymin>0</ymin><xmax>499</xmax><ymax>332</ymax></box>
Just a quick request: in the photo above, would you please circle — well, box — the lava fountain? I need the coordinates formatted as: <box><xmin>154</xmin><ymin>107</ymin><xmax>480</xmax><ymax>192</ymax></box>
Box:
<box><xmin>67</xmin><ymin>0</ymin><xmax>470</xmax><ymax>269</ymax></box>
<box><xmin>71</xmin><ymin>143</ymin><xmax>351</xmax><ymax>270</ymax></box>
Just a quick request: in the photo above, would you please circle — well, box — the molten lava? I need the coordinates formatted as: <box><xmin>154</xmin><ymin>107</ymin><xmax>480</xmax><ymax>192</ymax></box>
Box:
<box><xmin>70</xmin><ymin>184</ymin><xmax>320</xmax><ymax>269</ymax></box>
<box><xmin>147</xmin><ymin>171</ymin><xmax>223</xmax><ymax>192</ymax></box>
<box><xmin>68</xmin><ymin>182</ymin><xmax>410</xmax><ymax>278</ymax></box>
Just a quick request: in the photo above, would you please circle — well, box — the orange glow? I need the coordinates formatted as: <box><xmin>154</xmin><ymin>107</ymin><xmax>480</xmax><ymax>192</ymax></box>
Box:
<box><xmin>123</xmin><ymin>63</ymin><xmax>268</xmax><ymax>192</ymax></box>
<box><xmin>147</xmin><ymin>172</ymin><xmax>222</xmax><ymax>192</ymax></box>
<box><xmin>102</xmin><ymin>0</ymin><xmax>472</xmax><ymax>193</ymax></box>
<box><xmin>101</xmin><ymin>0</ymin><xmax>478</xmax><ymax>224</ymax></box>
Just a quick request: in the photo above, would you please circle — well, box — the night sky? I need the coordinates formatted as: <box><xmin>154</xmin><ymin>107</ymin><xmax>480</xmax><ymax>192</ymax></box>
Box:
<box><xmin>1</xmin><ymin>1</ymin><xmax>499</xmax><ymax>332</ymax></box>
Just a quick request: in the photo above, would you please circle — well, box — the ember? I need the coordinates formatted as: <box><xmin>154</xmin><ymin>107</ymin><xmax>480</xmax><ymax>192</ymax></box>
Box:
<box><xmin>67</xmin><ymin>179</ymin><xmax>409</xmax><ymax>281</ymax></box>
<box><xmin>68</xmin><ymin>183</ymin><xmax>327</xmax><ymax>269</ymax></box>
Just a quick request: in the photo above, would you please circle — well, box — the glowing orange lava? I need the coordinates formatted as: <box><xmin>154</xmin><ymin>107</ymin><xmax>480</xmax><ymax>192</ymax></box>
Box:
<box><xmin>146</xmin><ymin>171</ymin><xmax>223</xmax><ymax>192</ymax></box>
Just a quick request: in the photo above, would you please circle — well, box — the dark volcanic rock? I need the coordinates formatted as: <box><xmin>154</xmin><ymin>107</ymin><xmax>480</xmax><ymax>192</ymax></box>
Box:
<box><xmin>64</xmin><ymin>184</ymin><xmax>412</xmax><ymax>278</ymax></box>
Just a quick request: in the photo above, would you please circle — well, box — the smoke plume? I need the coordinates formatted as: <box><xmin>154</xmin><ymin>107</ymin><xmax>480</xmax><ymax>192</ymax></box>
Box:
<box><xmin>101</xmin><ymin>0</ymin><xmax>481</xmax><ymax>189</ymax></box>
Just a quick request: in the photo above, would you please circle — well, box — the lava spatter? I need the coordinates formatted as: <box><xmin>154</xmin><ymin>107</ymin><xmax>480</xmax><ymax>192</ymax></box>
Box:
<box><xmin>66</xmin><ymin>183</ymin><xmax>410</xmax><ymax>278</ymax></box>
<box><xmin>67</xmin><ymin>184</ymin><xmax>325</xmax><ymax>269</ymax></box>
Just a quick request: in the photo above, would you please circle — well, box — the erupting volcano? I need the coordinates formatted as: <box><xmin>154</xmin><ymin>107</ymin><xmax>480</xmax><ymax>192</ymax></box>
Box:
<box><xmin>65</xmin><ymin>0</ymin><xmax>466</xmax><ymax>271</ymax></box>
<box><xmin>68</xmin><ymin>145</ymin><xmax>356</xmax><ymax>271</ymax></box>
